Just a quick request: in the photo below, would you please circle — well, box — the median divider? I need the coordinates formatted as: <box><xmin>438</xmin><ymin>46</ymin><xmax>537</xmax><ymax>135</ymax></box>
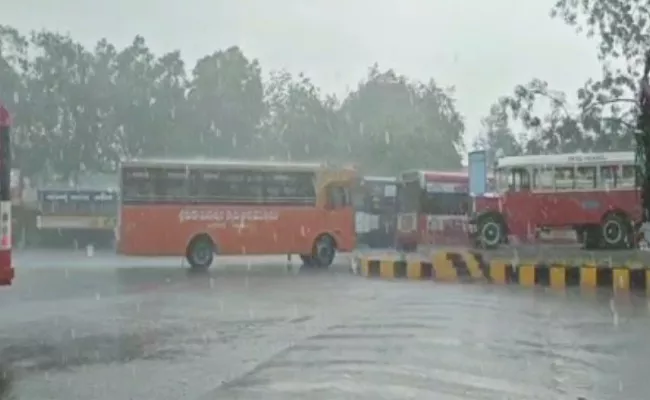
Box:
<box><xmin>352</xmin><ymin>251</ymin><xmax>650</xmax><ymax>294</ymax></box>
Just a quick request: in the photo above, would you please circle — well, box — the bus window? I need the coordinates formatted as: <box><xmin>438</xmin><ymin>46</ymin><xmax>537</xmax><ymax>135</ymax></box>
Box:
<box><xmin>264</xmin><ymin>171</ymin><xmax>315</xmax><ymax>205</ymax></box>
<box><xmin>495</xmin><ymin>168</ymin><xmax>509</xmax><ymax>192</ymax></box>
<box><xmin>619</xmin><ymin>165</ymin><xmax>636</xmax><ymax>188</ymax></box>
<box><xmin>555</xmin><ymin>167</ymin><xmax>574</xmax><ymax>190</ymax></box>
<box><xmin>576</xmin><ymin>166</ymin><xmax>596</xmax><ymax>189</ymax></box>
<box><xmin>421</xmin><ymin>191</ymin><xmax>469</xmax><ymax>216</ymax></box>
<box><xmin>532</xmin><ymin>167</ymin><xmax>553</xmax><ymax>190</ymax></box>
<box><xmin>327</xmin><ymin>185</ymin><xmax>348</xmax><ymax>209</ymax></box>
<box><xmin>156</xmin><ymin>169</ymin><xmax>189</xmax><ymax>200</ymax></box>
<box><xmin>122</xmin><ymin>168</ymin><xmax>155</xmax><ymax>203</ymax></box>
<box><xmin>511</xmin><ymin>168</ymin><xmax>531</xmax><ymax>191</ymax></box>
<box><xmin>598</xmin><ymin>165</ymin><xmax>617</xmax><ymax>189</ymax></box>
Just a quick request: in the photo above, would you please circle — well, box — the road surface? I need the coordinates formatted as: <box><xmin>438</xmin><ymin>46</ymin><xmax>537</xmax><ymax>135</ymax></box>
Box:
<box><xmin>1</xmin><ymin>249</ymin><xmax>650</xmax><ymax>399</ymax></box>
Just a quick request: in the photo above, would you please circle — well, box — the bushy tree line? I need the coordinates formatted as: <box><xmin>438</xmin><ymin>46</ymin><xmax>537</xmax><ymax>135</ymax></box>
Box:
<box><xmin>474</xmin><ymin>0</ymin><xmax>649</xmax><ymax>163</ymax></box>
<box><xmin>0</xmin><ymin>25</ymin><xmax>466</xmax><ymax>183</ymax></box>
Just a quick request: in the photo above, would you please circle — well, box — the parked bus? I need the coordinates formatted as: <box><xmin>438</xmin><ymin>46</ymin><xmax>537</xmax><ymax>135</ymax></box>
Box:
<box><xmin>395</xmin><ymin>170</ymin><xmax>470</xmax><ymax>251</ymax></box>
<box><xmin>0</xmin><ymin>103</ymin><xmax>13</xmax><ymax>285</ymax></box>
<box><xmin>469</xmin><ymin>151</ymin><xmax>640</xmax><ymax>249</ymax></box>
<box><xmin>354</xmin><ymin>176</ymin><xmax>398</xmax><ymax>248</ymax></box>
<box><xmin>118</xmin><ymin>159</ymin><xmax>357</xmax><ymax>269</ymax></box>
<box><xmin>35</xmin><ymin>188</ymin><xmax>118</xmax><ymax>248</ymax></box>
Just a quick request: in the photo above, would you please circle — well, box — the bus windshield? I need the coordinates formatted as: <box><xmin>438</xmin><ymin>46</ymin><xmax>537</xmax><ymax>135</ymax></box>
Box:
<box><xmin>397</xmin><ymin>180</ymin><xmax>420</xmax><ymax>213</ymax></box>
<box><xmin>398</xmin><ymin>180</ymin><xmax>468</xmax><ymax>215</ymax></box>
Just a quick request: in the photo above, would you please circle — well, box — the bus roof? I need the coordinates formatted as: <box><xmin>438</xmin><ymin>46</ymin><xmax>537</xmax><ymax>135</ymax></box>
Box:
<box><xmin>121</xmin><ymin>158</ymin><xmax>329</xmax><ymax>172</ymax></box>
<box><xmin>498</xmin><ymin>151</ymin><xmax>635</xmax><ymax>168</ymax></box>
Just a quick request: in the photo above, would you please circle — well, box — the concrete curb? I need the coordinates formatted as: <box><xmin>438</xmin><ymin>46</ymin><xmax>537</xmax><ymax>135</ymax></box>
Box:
<box><xmin>351</xmin><ymin>251</ymin><xmax>650</xmax><ymax>294</ymax></box>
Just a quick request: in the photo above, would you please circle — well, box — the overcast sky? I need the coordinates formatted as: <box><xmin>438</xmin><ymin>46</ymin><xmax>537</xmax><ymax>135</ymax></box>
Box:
<box><xmin>6</xmin><ymin>0</ymin><xmax>602</xmax><ymax>148</ymax></box>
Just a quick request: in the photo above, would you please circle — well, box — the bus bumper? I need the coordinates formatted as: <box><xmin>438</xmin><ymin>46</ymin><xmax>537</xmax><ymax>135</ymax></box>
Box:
<box><xmin>0</xmin><ymin>250</ymin><xmax>13</xmax><ymax>285</ymax></box>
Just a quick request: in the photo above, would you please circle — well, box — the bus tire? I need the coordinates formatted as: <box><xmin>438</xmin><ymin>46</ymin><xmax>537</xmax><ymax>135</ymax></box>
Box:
<box><xmin>186</xmin><ymin>234</ymin><xmax>215</xmax><ymax>270</ymax></box>
<box><xmin>477</xmin><ymin>214</ymin><xmax>504</xmax><ymax>250</ymax></box>
<box><xmin>310</xmin><ymin>234</ymin><xmax>336</xmax><ymax>268</ymax></box>
<box><xmin>601</xmin><ymin>213</ymin><xmax>631</xmax><ymax>250</ymax></box>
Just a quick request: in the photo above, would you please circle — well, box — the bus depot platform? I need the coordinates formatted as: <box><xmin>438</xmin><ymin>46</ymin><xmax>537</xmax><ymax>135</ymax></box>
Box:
<box><xmin>351</xmin><ymin>248</ymin><xmax>650</xmax><ymax>295</ymax></box>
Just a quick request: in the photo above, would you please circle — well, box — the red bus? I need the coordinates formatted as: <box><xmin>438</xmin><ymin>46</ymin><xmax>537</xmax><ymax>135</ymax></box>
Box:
<box><xmin>395</xmin><ymin>170</ymin><xmax>470</xmax><ymax>251</ymax></box>
<box><xmin>469</xmin><ymin>152</ymin><xmax>640</xmax><ymax>249</ymax></box>
<box><xmin>118</xmin><ymin>159</ymin><xmax>358</xmax><ymax>269</ymax></box>
<box><xmin>0</xmin><ymin>103</ymin><xmax>13</xmax><ymax>285</ymax></box>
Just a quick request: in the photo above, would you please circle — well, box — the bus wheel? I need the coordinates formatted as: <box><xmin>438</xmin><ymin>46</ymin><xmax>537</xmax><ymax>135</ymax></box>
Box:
<box><xmin>311</xmin><ymin>235</ymin><xmax>336</xmax><ymax>268</ymax></box>
<box><xmin>186</xmin><ymin>235</ymin><xmax>215</xmax><ymax>270</ymax></box>
<box><xmin>478</xmin><ymin>216</ymin><xmax>503</xmax><ymax>249</ymax></box>
<box><xmin>601</xmin><ymin>214</ymin><xmax>630</xmax><ymax>250</ymax></box>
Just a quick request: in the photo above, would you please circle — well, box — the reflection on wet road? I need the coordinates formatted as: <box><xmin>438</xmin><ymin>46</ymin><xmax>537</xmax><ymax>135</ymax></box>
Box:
<box><xmin>2</xmin><ymin>250</ymin><xmax>650</xmax><ymax>399</ymax></box>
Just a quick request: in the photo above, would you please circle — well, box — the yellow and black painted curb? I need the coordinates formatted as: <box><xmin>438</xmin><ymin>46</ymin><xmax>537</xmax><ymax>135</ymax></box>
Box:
<box><xmin>352</xmin><ymin>251</ymin><xmax>650</xmax><ymax>294</ymax></box>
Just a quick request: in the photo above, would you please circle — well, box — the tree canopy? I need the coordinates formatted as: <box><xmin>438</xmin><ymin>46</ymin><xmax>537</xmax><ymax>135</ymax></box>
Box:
<box><xmin>474</xmin><ymin>0</ymin><xmax>649</xmax><ymax>158</ymax></box>
<box><xmin>0</xmin><ymin>25</ymin><xmax>466</xmax><ymax>184</ymax></box>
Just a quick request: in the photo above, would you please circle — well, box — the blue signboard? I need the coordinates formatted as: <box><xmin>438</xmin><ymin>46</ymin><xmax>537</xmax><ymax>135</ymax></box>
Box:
<box><xmin>468</xmin><ymin>150</ymin><xmax>487</xmax><ymax>196</ymax></box>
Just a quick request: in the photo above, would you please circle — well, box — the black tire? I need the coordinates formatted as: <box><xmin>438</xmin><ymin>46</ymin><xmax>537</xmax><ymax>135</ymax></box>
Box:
<box><xmin>477</xmin><ymin>215</ymin><xmax>504</xmax><ymax>249</ymax></box>
<box><xmin>186</xmin><ymin>235</ymin><xmax>215</xmax><ymax>270</ymax></box>
<box><xmin>601</xmin><ymin>214</ymin><xmax>631</xmax><ymax>250</ymax></box>
<box><xmin>310</xmin><ymin>235</ymin><xmax>336</xmax><ymax>268</ymax></box>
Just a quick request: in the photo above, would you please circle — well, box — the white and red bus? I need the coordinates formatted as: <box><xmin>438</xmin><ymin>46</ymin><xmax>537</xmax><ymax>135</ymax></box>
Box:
<box><xmin>469</xmin><ymin>151</ymin><xmax>641</xmax><ymax>249</ymax></box>
<box><xmin>118</xmin><ymin>158</ymin><xmax>358</xmax><ymax>269</ymax></box>
<box><xmin>0</xmin><ymin>103</ymin><xmax>13</xmax><ymax>285</ymax></box>
<box><xmin>395</xmin><ymin>170</ymin><xmax>471</xmax><ymax>251</ymax></box>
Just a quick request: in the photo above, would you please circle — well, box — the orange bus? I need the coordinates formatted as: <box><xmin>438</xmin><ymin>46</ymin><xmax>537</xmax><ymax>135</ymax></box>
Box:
<box><xmin>118</xmin><ymin>159</ymin><xmax>357</xmax><ymax>269</ymax></box>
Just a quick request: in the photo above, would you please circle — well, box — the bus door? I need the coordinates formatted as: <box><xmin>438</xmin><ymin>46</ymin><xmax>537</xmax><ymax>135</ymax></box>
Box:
<box><xmin>501</xmin><ymin>167</ymin><xmax>536</xmax><ymax>241</ymax></box>
<box><xmin>325</xmin><ymin>180</ymin><xmax>355</xmax><ymax>249</ymax></box>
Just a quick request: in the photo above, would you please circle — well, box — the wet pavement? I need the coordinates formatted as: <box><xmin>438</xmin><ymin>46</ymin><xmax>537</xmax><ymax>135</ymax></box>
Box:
<box><xmin>1</xmin><ymin>249</ymin><xmax>650</xmax><ymax>399</ymax></box>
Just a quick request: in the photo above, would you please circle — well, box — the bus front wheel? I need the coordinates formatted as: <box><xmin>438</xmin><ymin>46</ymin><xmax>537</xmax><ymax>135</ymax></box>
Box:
<box><xmin>186</xmin><ymin>235</ymin><xmax>215</xmax><ymax>270</ymax></box>
<box><xmin>307</xmin><ymin>234</ymin><xmax>336</xmax><ymax>268</ymax></box>
<box><xmin>477</xmin><ymin>215</ymin><xmax>504</xmax><ymax>249</ymax></box>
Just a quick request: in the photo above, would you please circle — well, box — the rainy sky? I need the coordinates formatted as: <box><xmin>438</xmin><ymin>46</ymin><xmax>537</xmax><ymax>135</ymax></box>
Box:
<box><xmin>7</xmin><ymin>0</ymin><xmax>602</xmax><ymax>148</ymax></box>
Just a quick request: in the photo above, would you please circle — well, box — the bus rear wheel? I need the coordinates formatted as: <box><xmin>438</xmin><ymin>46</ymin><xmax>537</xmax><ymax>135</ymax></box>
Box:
<box><xmin>601</xmin><ymin>214</ymin><xmax>631</xmax><ymax>250</ymax></box>
<box><xmin>307</xmin><ymin>235</ymin><xmax>336</xmax><ymax>268</ymax></box>
<box><xmin>186</xmin><ymin>235</ymin><xmax>215</xmax><ymax>270</ymax></box>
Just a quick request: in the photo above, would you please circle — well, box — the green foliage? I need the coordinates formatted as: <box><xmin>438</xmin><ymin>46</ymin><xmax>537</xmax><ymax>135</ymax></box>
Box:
<box><xmin>0</xmin><ymin>25</ymin><xmax>466</xmax><ymax>183</ymax></box>
<box><xmin>479</xmin><ymin>1</ymin><xmax>650</xmax><ymax>158</ymax></box>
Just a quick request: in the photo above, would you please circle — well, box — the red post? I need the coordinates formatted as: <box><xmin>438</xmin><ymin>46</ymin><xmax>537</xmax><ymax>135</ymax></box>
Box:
<box><xmin>0</xmin><ymin>102</ymin><xmax>14</xmax><ymax>285</ymax></box>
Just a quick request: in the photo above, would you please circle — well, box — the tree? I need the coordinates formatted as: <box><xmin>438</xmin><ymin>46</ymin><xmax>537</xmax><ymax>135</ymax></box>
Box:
<box><xmin>339</xmin><ymin>65</ymin><xmax>465</xmax><ymax>174</ymax></box>
<box><xmin>261</xmin><ymin>70</ymin><xmax>345</xmax><ymax>161</ymax></box>
<box><xmin>473</xmin><ymin>103</ymin><xmax>523</xmax><ymax>165</ymax></box>
<box><xmin>186</xmin><ymin>46</ymin><xmax>265</xmax><ymax>158</ymax></box>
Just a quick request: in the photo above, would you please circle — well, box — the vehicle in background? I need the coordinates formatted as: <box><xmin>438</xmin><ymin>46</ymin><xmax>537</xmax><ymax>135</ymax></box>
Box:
<box><xmin>354</xmin><ymin>176</ymin><xmax>398</xmax><ymax>248</ymax></box>
<box><xmin>0</xmin><ymin>103</ymin><xmax>13</xmax><ymax>285</ymax></box>
<box><xmin>468</xmin><ymin>151</ymin><xmax>640</xmax><ymax>250</ymax></box>
<box><xmin>35</xmin><ymin>188</ymin><xmax>118</xmax><ymax>248</ymax></box>
<box><xmin>118</xmin><ymin>159</ymin><xmax>357</xmax><ymax>269</ymax></box>
<box><xmin>395</xmin><ymin>170</ymin><xmax>470</xmax><ymax>251</ymax></box>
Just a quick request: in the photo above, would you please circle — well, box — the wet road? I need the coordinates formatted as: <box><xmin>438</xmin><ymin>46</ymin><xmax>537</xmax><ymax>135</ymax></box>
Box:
<box><xmin>2</xmin><ymin>250</ymin><xmax>650</xmax><ymax>399</ymax></box>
